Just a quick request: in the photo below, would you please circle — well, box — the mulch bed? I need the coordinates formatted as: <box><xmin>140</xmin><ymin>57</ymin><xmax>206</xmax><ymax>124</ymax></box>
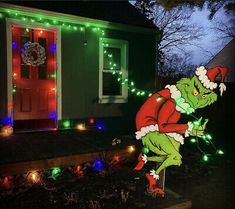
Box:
<box><xmin>0</xmin><ymin>161</ymin><xmax>189</xmax><ymax>209</ymax></box>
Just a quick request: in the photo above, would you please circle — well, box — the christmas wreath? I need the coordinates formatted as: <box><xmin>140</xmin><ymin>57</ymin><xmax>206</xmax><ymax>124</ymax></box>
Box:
<box><xmin>21</xmin><ymin>41</ymin><xmax>46</xmax><ymax>66</ymax></box>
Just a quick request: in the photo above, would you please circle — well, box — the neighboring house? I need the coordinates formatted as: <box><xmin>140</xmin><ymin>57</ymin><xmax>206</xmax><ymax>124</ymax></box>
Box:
<box><xmin>206</xmin><ymin>38</ymin><xmax>235</xmax><ymax>82</ymax></box>
<box><xmin>0</xmin><ymin>2</ymin><xmax>158</xmax><ymax>131</ymax></box>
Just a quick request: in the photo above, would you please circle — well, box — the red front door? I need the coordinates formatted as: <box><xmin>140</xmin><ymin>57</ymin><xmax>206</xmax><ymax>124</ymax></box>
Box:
<box><xmin>12</xmin><ymin>26</ymin><xmax>57</xmax><ymax>130</ymax></box>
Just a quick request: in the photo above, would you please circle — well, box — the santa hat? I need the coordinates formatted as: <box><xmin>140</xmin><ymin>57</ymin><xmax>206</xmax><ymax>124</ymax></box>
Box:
<box><xmin>195</xmin><ymin>66</ymin><xmax>228</xmax><ymax>96</ymax></box>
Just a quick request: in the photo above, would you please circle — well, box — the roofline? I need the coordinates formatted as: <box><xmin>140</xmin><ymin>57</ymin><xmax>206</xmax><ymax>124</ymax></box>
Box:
<box><xmin>206</xmin><ymin>38</ymin><xmax>234</xmax><ymax>66</ymax></box>
<box><xmin>0</xmin><ymin>2</ymin><xmax>158</xmax><ymax>34</ymax></box>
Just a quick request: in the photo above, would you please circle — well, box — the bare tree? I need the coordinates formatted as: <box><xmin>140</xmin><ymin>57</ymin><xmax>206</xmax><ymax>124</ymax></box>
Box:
<box><xmin>150</xmin><ymin>5</ymin><xmax>203</xmax><ymax>54</ymax></box>
<box><xmin>159</xmin><ymin>52</ymin><xmax>197</xmax><ymax>77</ymax></box>
<box><xmin>211</xmin><ymin>15</ymin><xmax>235</xmax><ymax>41</ymax></box>
<box><xmin>134</xmin><ymin>1</ymin><xmax>204</xmax><ymax>76</ymax></box>
<box><xmin>156</xmin><ymin>0</ymin><xmax>235</xmax><ymax>19</ymax></box>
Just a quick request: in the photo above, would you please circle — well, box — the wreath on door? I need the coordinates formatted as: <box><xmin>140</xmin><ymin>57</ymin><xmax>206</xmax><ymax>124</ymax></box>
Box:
<box><xmin>21</xmin><ymin>41</ymin><xmax>46</xmax><ymax>66</ymax></box>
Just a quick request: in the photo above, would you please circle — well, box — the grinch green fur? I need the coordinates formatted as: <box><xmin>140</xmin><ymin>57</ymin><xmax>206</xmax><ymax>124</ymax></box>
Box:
<box><xmin>142</xmin><ymin>76</ymin><xmax>218</xmax><ymax>175</ymax></box>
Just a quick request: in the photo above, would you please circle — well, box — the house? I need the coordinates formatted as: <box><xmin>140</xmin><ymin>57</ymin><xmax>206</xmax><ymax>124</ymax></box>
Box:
<box><xmin>0</xmin><ymin>2</ymin><xmax>159</xmax><ymax>132</ymax></box>
<box><xmin>206</xmin><ymin>38</ymin><xmax>235</xmax><ymax>82</ymax></box>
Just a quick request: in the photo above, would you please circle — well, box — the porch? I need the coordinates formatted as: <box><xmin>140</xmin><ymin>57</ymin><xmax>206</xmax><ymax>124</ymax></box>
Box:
<box><xmin>0</xmin><ymin>129</ymin><xmax>137</xmax><ymax>175</ymax></box>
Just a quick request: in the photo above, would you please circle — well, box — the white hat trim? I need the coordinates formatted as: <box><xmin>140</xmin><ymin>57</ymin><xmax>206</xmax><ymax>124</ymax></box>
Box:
<box><xmin>195</xmin><ymin>66</ymin><xmax>218</xmax><ymax>90</ymax></box>
<box><xmin>165</xmin><ymin>85</ymin><xmax>195</xmax><ymax>114</ymax></box>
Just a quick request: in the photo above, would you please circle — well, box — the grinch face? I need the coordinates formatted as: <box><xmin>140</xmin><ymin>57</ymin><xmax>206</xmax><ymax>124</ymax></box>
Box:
<box><xmin>176</xmin><ymin>76</ymin><xmax>218</xmax><ymax>109</ymax></box>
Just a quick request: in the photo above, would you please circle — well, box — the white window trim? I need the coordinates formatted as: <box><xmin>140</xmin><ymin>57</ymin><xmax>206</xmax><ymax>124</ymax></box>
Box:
<box><xmin>99</xmin><ymin>38</ymin><xmax>128</xmax><ymax>103</ymax></box>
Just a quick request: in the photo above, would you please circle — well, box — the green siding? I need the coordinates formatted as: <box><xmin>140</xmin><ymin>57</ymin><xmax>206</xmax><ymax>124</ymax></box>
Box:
<box><xmin>0</xmin><ymin>17</ymin><xmax>158</xmax><ymax>123</ymax></box>
<box><xmin>61</xmin><ymin>27</ymin><xmax>157</xmax><ymax>119</ymax></box>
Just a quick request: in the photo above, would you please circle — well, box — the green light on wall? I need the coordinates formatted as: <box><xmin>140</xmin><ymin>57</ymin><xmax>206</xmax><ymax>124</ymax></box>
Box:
<box><xmin>63</xmin><ymin>120</ymin><xmax>70</xmax><ymax>128</ymax></box>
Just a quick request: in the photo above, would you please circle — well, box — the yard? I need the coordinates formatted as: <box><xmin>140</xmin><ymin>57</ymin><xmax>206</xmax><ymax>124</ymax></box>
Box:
<box><xmin>0</xmin><ymin>129</ymin><xmax>234</xmax><ymax>209</ymax></box>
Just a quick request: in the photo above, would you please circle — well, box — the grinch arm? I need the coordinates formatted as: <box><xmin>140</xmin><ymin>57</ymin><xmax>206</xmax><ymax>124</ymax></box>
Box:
<box><xmin>157</xmin><ymin>100</ymin><xmax>190</xmax><ymax>134</ymax></box>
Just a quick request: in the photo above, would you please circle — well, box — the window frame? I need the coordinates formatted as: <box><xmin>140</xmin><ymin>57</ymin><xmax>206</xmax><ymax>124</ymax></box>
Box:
<box><xmin>99</xmin><ymin>38</ymin><xmax>128</xmax><ymax>103</ymax></box>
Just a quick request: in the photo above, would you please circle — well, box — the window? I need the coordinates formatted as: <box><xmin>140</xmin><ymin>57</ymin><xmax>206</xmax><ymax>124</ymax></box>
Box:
<box><xmin>38</xmin><ymin>38</ymin><xmax>47</xmax><ymax>80</ymax></box>
<box><xmin>20</xmin><ymin>36</ymin><xmax>30</xmax><ymax>79</ymax></box>
<box><xmin>99</xmin><ymin>38</ymin><xmax>128</xmax><ymax>103</ymax></box>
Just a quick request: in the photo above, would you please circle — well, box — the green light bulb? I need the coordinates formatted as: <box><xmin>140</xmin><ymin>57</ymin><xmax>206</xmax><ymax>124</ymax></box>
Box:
<box><xmin>190</xmin><ymin>138</ymin><xmax>196</xmax><ymax>143</ymax></box>
<box><xmin>217</xmin><ymin>150</ymin><xmax>224</xmax><ymax>155</ymax></box>
<box><xmin>156</xmin><ymin>96</ymin><xmax>162</xmax><ymax>102</ymax></box>
<box><xmin>131</xmin><ymin>88</ymin><xmax>136</xmax><ymax>92</ymax></box>
<box><xmin>148</xmin><ymin>93</ymin><xmax>152</xmax><ymax>97</ymax></box>
<box><xmin>193</xmin><ymin>120</ymin><xmax>200</xmax><ymax>127</ymax></box>
<box><xmin>203</xmin><ymin>155</ymin><xmax>208</xmax><ymax>162</ymax></box>
<box><xmin>142</xmin><ymin>147</ymin><xmax>149</xmax><ymax>154</ymax></box>
<box><xmin>63</xmin><ymin>120</ymin><xmax>70</xmax><ymax>128</ymax></box>
<box><xmin>206</xmin><ymin>134</ymin><xmax>212</xmax><ymax>140</ymax></box>
<box><xmin>131</xmin><ymin>82</ymin><xmax>134</xmax><ymax>86</ymax></box>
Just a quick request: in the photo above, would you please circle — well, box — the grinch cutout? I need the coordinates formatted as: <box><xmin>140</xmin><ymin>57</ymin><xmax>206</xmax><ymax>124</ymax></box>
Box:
<box><xmin>134</xmin><ymin>66</ymin><xmax>228</xmax><ymax>196</ymax></box>
<box><xmin>21</xmin><ymin>41</ymin><xmax>46</xmax><ymax>66</ymax></box>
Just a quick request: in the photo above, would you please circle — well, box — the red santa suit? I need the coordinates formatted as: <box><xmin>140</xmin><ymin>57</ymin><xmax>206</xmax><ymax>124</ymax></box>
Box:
<box><xmin>135</xmin><ymin>85</ymin><xmax>194</xmax><ymax>144</ymax></box>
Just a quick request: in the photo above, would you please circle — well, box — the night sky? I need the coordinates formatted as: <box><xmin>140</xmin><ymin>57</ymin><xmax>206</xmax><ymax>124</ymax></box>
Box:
<box><xmin>189</xmin><ymin>6</ymin><xmax>232</xmax><ymax>65</ymax></box>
